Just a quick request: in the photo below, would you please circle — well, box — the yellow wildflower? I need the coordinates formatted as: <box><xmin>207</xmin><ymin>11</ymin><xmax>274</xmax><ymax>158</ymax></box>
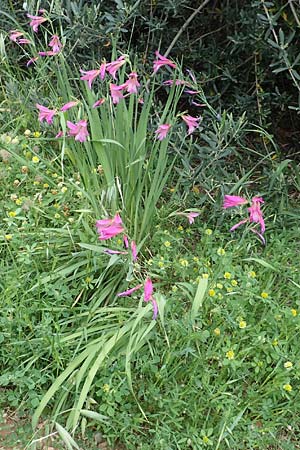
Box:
<box><xmin>177</xmin><ymin>225</ymin><xmax>183</xmax><ymax>231</ymax></box>
<box><xmin>224</xmin><ymin>272</ymin><xmax>231</xmax><ymax>279</ymax></box>
<box><xmin>208</xmin><ymin>289</ymin><xmax>216</xmax><ymax>297</ymax></box>
<box><xmin>102</xmin><ymin>384</ymin><xmax>110</xmax><ymax>393</ymax></box>
<box><xmin>283</xmin><ymin>384</ymin><xmax>292</xmax><ymax>392</ymax></box>
<box><xmin>5</xmin><ymin>234</ymin><xmax>12</xmax><ymax>240</ymax></box>
<box><xmin>164</xmin><ymin>241</ymin><xmax>171</xmax><ymax>248</ymax></box>
<box><xmin>172</xmin><ymin>286</ymin><xmax>178</xmax><ymax>292</ymax></box>
<box><xmin>202</xmin><ymin>273</ymin><xmax>209</xmax><ymax>279</ymax></box>
<box><xmin>231</xmin><ymin>279</ymin><xmax>238</xmax><ymax>286</ymax></box>
<box><xmin>32</xmin><ymin>156</ymin><xmax>40</xmax><ymax>163</ymax></box>
<box><xmin>205</xmin><ymin>229</ymin><xmax>213</xmax><ymax>235</ymax></box>
<box><xmin>261</xmin><ymin>292</ymin><xmax>269</xmax><ymax>299</ymax></box>
<box><xmin>284</xmin><ymin>361</ymin><xmax>293</xmax><ymax>369</ymax></box>
<box><xmin>8</xmin><ymin>211</ymin><xmax>16</xmax><ymax>217</ymax></box>
<box><xmin>33</xmin><ymin>131</ymin><xmax>41</xmax><ymax>138</ymax></box>
<box><xmin>216</xmin><ymin>283</ymin><xmax>223</xmax><ymax>289</ymax></box>
<box><xmin>61</xmin><ymin>186</ymin><xmax>68</xmax><ymax>193</ymax></box>
<box><xmin>239</xmin><ymin>320</ymin><xmax>247</xmax><ymax>329</ymax></box>
<box><xmin>291</xmin><ymin>309</ymin><xmax>297</xmax><ymax>317</ymax></box>
<box><xmin>214</xmin><ymin>327</ymin><xmax>220</xmax><ymax>336</ymax></box>
<box><xmin>248</xmin><ymin>271</ymin><xmax>256</xmax><ymax>278</ymax></box>
<box><xmin>180</xmin><ymin>259</ymin><xmax>189</xmax><ymax>267</ymax></box>
<box><xmin>226</xmin><ymin>350</ymin><xmax>235</xmax><ymax>360</ymax></box>
<box><xmin>217</xmin><ymin>248</ymin><xmax>225</xmax><ymax>256</ymax></box>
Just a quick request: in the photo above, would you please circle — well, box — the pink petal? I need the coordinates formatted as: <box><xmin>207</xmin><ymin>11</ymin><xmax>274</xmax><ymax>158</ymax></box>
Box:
<box><xmin>223</xmin><ymin>195</ymin><xmax>248</xmax><ymax>209</ymax></box>
<box><xmin>144</xmin><ymin>278</ymin><xmax>153</xmax><ymax>302</ymax></box>
<box><xmin>151</xmin><ymin>298</ymin><xmax>158</xmax><ymax>320</ymax></box>
<box><xmin>230</xmin><ymin>218</ymin><xmax>248</xmax><ymax>232</ymax></box>
<box><xmin>117</xmin><ymin>284</ymin><xmax>143</xmax><ymax>297</ymax></box>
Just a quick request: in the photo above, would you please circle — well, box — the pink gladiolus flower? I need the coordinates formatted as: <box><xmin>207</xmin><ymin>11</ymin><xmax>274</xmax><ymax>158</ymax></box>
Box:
<box><xmin>155</xmin><ymin>124</ymin><xmax>171</xmax><ymax>141</ymax></box>
<box><xmin>93</xmin><ymin>98</ymin><xmax>106</xmax><ymax>108</ymax></box>
<box><xmin>95</xmin><ymin>213</ymin><xmax>124</xmax><ymax>240</ymax></box>
<box><xmin>186</xmin><ymin>212</ymin><xmax>200</xmax><ymax>224</ymax></box>
<box><xmin>144</xmin><ymin>278</ymin><xmax>158</xmax><ymax>320</ymax></box>
<box><xmin>248</xmin><ymin>197</ymin><xmax>265</xmax><ymax>233</ymax></box>
<box><xmin>18</xmin><ymin>38</ymin><xmax>31</xmax><ymax>44</ymax></box>
<box><xmin>67</xmin><ymin>120</ymin><xmax>89</xmax><ymax>142</ymax></box>
<box><xmin>49</xmin><ymin>35</ymin><xmax>62</xmax><ymax>54</ymax></box>
<box><xmin>144</xmin><ymin>278</ymin><xmax>153</xmax><ymax>302</ymax></box>
<box><xmin>80</xmin><ymin>68</ymin><xmax>103</xmax><ymax>89</ymax></box>
<box><xmin>123</xmin><ymin>235</ymin><xmax>129</xmax><ymax>249</ymax></box>
<box><xmin>106</xmin><ymin>55</ymin><xmax>126</xmax><ymax>80</ymax></box>
<box><xmin>131</xmin><ymin>240</ymin><xmax>137</xmax><ymax>261</ymax></box>
<box><xmin>27</xmin><ymin>14</ymin><xmax>47</xmax><ymax>32</ymax></box>
<box><xmin>36</xmin><ymin>103</ymin><xmax>57</xmax><ymax>124</ymax></box>
<box><xmin>230</xmin><ymin>218</ymin><xmax>248</xmax><ymax>232</ymax></box>
<box><xmin>184</xmin><ymin>89</ymin><xmax>200</xmax><ymax>95</ymax></box>
<box><xmin>163</xmin><ymin>79</ymin><xmax>187</xmax><ymax>86</ymax></box>
<box><xmin>110</xmin><ymin>83</ymin><xmax>125</xmax><ymax>104</ymax></box>
<box><xmin>153</xmin><ymin>51</ymin><xmax>177</xmax><ymax>73</ymax></box>
<box><xmin>9</xmin><ymin>30</ymin><xmax>23</xmax><ymax>42</ymax></box>
<box><xmin>122</xmin><ymin>72</ymin><xmax>140</xmax><ymax>94</ymax></box>
<box><xmin>55</xmin><ymin>131</ymin><xmax>63</xmax><ymax>138</ymax></box>
<box><xmin>182</xmin><ymin>115</ymin><xmax>201</xmax><ymax>135</ymax></box>
<box><xmin>223</xmin><ymin>195</ymin><xmax>247</xmax><ymax>209</ymax></box>
<box><xmin>117</xmin><ymin>284</ymin><xmax>143</xmax><ymax>297</ymax></box>
<box><xmin>60</xmin><ymin>101</ymin><xmax>79</xmax><ymax>112</ymax></box>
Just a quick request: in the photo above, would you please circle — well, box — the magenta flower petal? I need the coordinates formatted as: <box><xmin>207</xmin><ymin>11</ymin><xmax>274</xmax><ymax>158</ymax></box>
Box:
<box><xmin>223</xmin><ymin>195</ymin><xmax>248</xmax><ymax>209</ymax></box>
<box><xmin>106</xmin><ymin>55</ymin><xmax>126</xmax><ymax>80</ymax></box>
<box><xmin>117</xmin><ymin>284</ymin><xmax>143</xmax><ymax>297</ymax></box>
<box><xmin>103</xmin><ymin>249</ymin><xmax>128</xmax><ymax>255</ymax></box>
<box><xmin>60</xmin><ymin>101</ymin><xmax>79</xmax><ymax>112</ymax></box>
<box><xmin>123</xmin><ymin>235</ymin><xmax>129</xmax><ymax>249</ymax></box>
<box><xmin>153</xmin><ymin>51</ymin><xmax>177</xmax><ymax>73</ymax></box>
<box><xmin>95</xmin><ymin>213</ymin><xmax>124</xmax><ymax>240</ymax></box>
<box><xmin>151</xmin><ymin>298</ymin><xmax>158</xmax><ymax>320</ymax></box>
<box><xmin>93</xmin><ymin>98</ymin><xmax>106</xmax><ymax>108</ymax></box>
<box><xmin>144</xmin><ymin>278</ymin><xmax>153</xmax><ymax>302</ymax></box>
<box><xmin>155</xmin><ymin>124</ymin><xmax>171</xmax><ymax>141</ymax></box>
<box><xmin>248</xmin><ymin>197</ymin><xmax>265</xmax><ymax>233</ymax></box>
<box><xmin>182</xmin><ymin>115</ymin><xmax>201</xmax><ymax>135</ymax></box>
<box><xmin>55</xmin><ymin>131</ymin><xmax>64</xmax><ymax>138</ymax></box>
<box><xmin>67</xmin><ymin>120</ymin><xmax>89</xmax><ymax>142</ymax></box>
<box><xmin>80</xmin><ymin>69</ymin><xmax>102</xmax><ymax>89</ymax></box>
<box><xmin>27</xmin><ymin>14</ymin><xmax>47</xmax><ymax>32</ymax></box>
<box><xmin>110</xmin><ymin>83</ymin><xmax>125</xmax><ymax>104</ymax></box>
<box><xmin>49</xmin><ymin>35</ymin><xmax>62</xmax><ymax>54</ymax></box>
<box><xmin>230</xmin><ymin>218</ymin><xmax>248</xmax><ymax>232</ymax></box>
<box><xmin>36</xmin><ymin>103</ymin><xmax>57</xmax><ymax>124</ymax></box>
<box><xmin>122</xmin><ymin>72</ymin><xmax>140</xmax><ymax>94</ymax></box>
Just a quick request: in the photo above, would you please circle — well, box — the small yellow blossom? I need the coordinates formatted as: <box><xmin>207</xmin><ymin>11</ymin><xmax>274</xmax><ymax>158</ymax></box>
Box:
<box><xmin>169</xmin><ymin>187</ymin><xmax>175</xmax><ymax>193</ymax></box>
<box><xmin>239</xmin><ymin>320</ymin><xmax>247</xmax><ymax>329</ymax></box>
<box><xmin>218</xmin><ymin>293</ymin><xmax>223</xmax><ymax>299</ymax></box>
<box><xmin>202</xmin><ymin>436</ymin><xmax>210</xmax><ymax>444</ymax></box>
<box><xmin>33</xmin><ymin>181</ymin><xmax>40</xmax><ymax>185</ymax></box>
<box><xmin>216</xmin><ymin>283</ymin><xmax>223</xmax><ymax>289</ymax></box>
<box><xmin>43</xmin><ymin>183</ymin><xmax>49</xmax><ymax>188</ymax></box>
<box><xmin>261</xmin><ymin>292</ymin><xmax>269</xmax><ymax>299</ymax></box>
<box><xmin>54</xmin><ymin>213</ymin><xmax>61</xmax><ymax>219</ymax></box>
<box><xmin>102</xmin><ymin>384</ymin><xmax>110</xmax><ymax>393</ymax></box>
<box><xmin>15</xmin><ymin>199</ymin><xmax>22</xmax><ymax>205</ymax></box>
<box><xmin>85</xmin><ymin>277</ymin><xmax>92</xmax><ymax>283</ymax></box>
<box><xmin>208</xmin><ymin>289</ymin><xmax>216</xmax><ymax>297</ymax></box>
<box><xmin>177</xmin><ymin>225</ymin><xmax>183</xmax><ymax>231</ymax></box>
<box><xmin>5</xmin><ymin>234</ymin><xmax>13</xmax><ymax>240</ymax></box>
<box><xmin>158</xmin><ymin>261</ymin><xmax>165</xmax><ymax>268</ymax></box>
<box><xmin>202</xmin><ymin>273</ymin><xmax>209</xmax><ymax>279</ymax></box>
<box><xmin>226</xmin><ymin>350</ymin><xmax>235</xmax><ymax>360</ymax></box>
<box><xmin>180</xmin><ymin>259</ymin><xmax>189</xmax><ymax>267</ymax></box>
<box><xmin>61</xmin><ymin>186</ymin><xmax>68</xmax><ymax>193</ymax></box>
<box><xmin>172</xmin><ymin>286</ymin><xmax>178</xmax><ymax>292</ymax></box>
<box><xmin>8</xmin><ymin>211</ymin><xmax>16</xmax><ymax>217</ymax></box>
<box><xmin>291</xmin><ymin>309</ymin><xmax>297</xmax><ymax>317</ymax></box>
<box><xmin>284</xmin><ymin>361</ymin><xmax>293</xmax><ymax>369</ymax></box>
<box><xmin>32</xmin><ymin>156</ymin><xmax>40</xmax><ymax>163</ymax></box>
<box><xmin>53</xmin><ymin>203</ymin><xmax>60</xmax><ymax>209</ymax></box>
<box><xmin>231</xmin><ymin>279</ymin><xmax>238</xmax><ymax>286</ymax></box>
<box><xmin>248</xmin><ymin>271</ymin><xmax>256</xmax><ymax>278</ymax></box>
<box><xmin>76</xmin><ymin>191</ymin><xmax>83</xmax><ymax>197</ymax></box>
<box><xmin>272</xmin><ymin>339</ymin><xmax>278</xmax><ymax>346</ymax></box>
<box><xmin>226</xmin><ymin>287</ymin><xmax>233</xmax><ymax>293</ymax></box>
<box><xmin>24</xmin><ymin>129</ymin><xmax>31</xmax><ymax>136</ymax></box>
<box><xmin>224</xmin><ymin>272</ymin><xmax>232</xmax><ymax>279</ymax></box>
<box><xmin>283</xmin><ymin>384</ymin><xmax>292</xmax><ymax>392</ymax></box>
<box><xmin>52</xmin><ymin>173</ymin><xmax>58</xmax><ymax>178</ymax></box>
<box><xmin>205</xmin><ymin>228</ymin><xmax>213</xmax><ymax>236</ymax></box>
<box><xmin>214</xmin><ymin>327</ymin><xmax>220</xmax><ymax>336</ymax></box>
<box><xmin>217</xmin><ymin>248</ymin><xmax>225</xmax><ymax>256</ymax></box>
<box><xmin>164</xmin><ymin>241</ymin><xmax>171</xmax><ymax>248</ymax></box>
<box><xmin>3</xmin><ymin>135</ymin><xmax>12</xmax><ymax>144</ymax></box>
<box><xmin>192</xmin><ymin>185</ymin><xmax>200</xmax><ymax>194</ymax></box>
<box><xmin>193</xmin><ymin>256</ymin><xmax>199</xmax><ymax>262</ymax></box>
<box><xmin>33</xmin><ymin>131</ymin><xmax>41</xmax><ymax>138</ymax></box>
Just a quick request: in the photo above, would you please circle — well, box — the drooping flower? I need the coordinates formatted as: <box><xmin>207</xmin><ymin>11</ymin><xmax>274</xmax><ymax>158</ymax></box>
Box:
<box><xmin>9</xmin><ymin>30</ymin><xmax>23</xmax><ymax>42</ymax></box>
<box><xmin>60</xmin><ymin>101</ymin><xmax>79</xmax><ymax>112</ymax></box>
<box><xmin>223</xmin><ymin>195</ymin><xmax>247</xmax><ymax>209</ymax></box>
<box><xmin>117</xmin><ymin>284</ymin><xmax>143</xmax><ymax>297</ymax></box>
<box><xmin>18</xmin><ymin>38</ymin><xmax>31</xmax><ymax>44</ymax></box>
<box><xmin>80</xmin><ymin>67</ymin><xmax>104</xmax><ymax>89</ymax></box>
<box><xmin>55</xmin><ymin>130</ymin><xmax>63</xmax><ymax>138</ymax></box>
<box><xmin>144</xmin><ymin>278</ymin><xmax>158</xmax><ymax>320</ymax></box>
<box><xmin>123</xmin><ymin>235</ymin><xmax>129</xmax><ymax>249</ymax></box>
<box><xmin>93</xmin><ymin>98</ymin><xmax>106</xmax><ymax>108</ymax></box>
<box><xmin>36</xmin><ymin>103</ymin><xmax>57</xmax><ymax>124</ymax></box>
<box><xmin>153</xmin><ymin>51</ymin><xmax>177</xmax><ymax>73</ymax></box>
<box><xmin>106</xmin><ymin>55</ymin><xmax>126</xmax><ymax>80</ymax></box>
<box><xmin>49</xmin><ymin>35</ymin><xmax>62</xmax><ymax>54</ymax></box>
<box><xmin>95</xmin><ymin>213</ymin><xmax>124</xmax><ymax>240</ymax></box>
<box><xmin>110</xmin><ymin>83</ymin><xmax>125</xmax><ymax>104</ymax></box>
<box><xmin>27</xmin><ymin>13</ymin><xmax>47</xmax><ymax>32</ymax></box>
<box><xmin>67</xmin><ymin>119</ymin><xmax>89</xmax><ymax>142</ymax></box>
<box><xmin>182</xmin><ymin>115</ymin><xmax>201</xmax><ymax>135</ymax></box>
<box><xmin>155</xmin><ymin>124</ymin><xmax>171</xmax><ymax>141</ymax></box>
<box><xmin>248</xmin><ymin>197</ymin><xmax>265</xmax><ymax>233</ymax></box>
<box><xmin>122</xmin><ymin>72</ymin><xmax>140</xmax><ymax>94</ymax></box>
<box><xmin>186</xmin><ymin>212</ymin><xmax>200</xmax><ymax>224</ymax></box>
